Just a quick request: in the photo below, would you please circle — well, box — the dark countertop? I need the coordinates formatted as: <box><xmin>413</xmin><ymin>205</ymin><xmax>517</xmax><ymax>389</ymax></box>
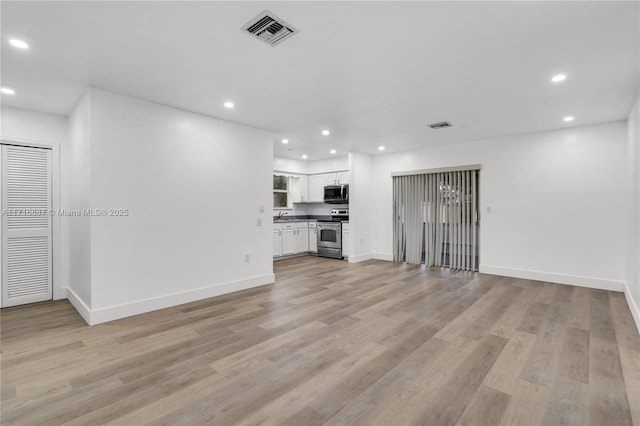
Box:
<box><xmin>273</xmin><ymin>215</ymin><xmax>332</xmax><ymax>222</ymax></box>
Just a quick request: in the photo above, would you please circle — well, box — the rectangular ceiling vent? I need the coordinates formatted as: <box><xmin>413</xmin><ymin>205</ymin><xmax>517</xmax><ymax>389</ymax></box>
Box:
<box><xmin>429</xmin><ymin>121</ymin><xmax>453</xmax><ymax>129</ymax></box>
<box><xmin>242</xmin><ymin>10</ymin><xmax>299</xmax><ymax>47</ymax></box>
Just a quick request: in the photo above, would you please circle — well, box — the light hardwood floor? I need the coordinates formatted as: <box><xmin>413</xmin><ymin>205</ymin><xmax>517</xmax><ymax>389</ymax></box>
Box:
<box><xmin>1</xmin><ymin>256</ymin><xmax>639</xmax><ymax>425</ymax></box>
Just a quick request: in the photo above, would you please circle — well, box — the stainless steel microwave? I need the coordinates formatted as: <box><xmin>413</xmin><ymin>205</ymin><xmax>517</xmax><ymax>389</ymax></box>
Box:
<box><xmin>324</xmin><ymin>184</ymin><xmax>348</xmax><ymax>204</ymax></box>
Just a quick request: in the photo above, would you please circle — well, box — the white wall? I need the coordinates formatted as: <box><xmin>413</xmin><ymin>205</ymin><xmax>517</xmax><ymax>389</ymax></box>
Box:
<box><xmin>0</xmin><ymin>106</ymin><xmax>70</xmax><ymax>302</ymax></box>
<box><xmin>308</xmin><ymin>156</ymin><xmax>348</xmax><ymax>174</ymax></box>
<box><xmin>273</xmin><ymin>157</ymin><xmax>308</xmax><ymax>175</ymax></box>
<box><xmin>1</xmin><ymin>107</ymin><xmax>67</xmax><ymax>142</ymax></box>
<box><xmin>73</xmin><ymin>88</ymin><xmax>274</xmax><ymax>323</ymax></box>
<box><xmin>348</xmin><ymin>152</ymin><xmax>374</xmax><ymax>262</ymax></box>
<box><xmin>273</xmin><ymin>156</ymin><xmax>349</xmax><ymax>175</ymax></box>
<box><xmin>66</xmin><ymin>92</ymin><xmax>93</xmax><ymax>311</ymax></box>
<box><xmin>371</xmin><ymin>121</ymin><xmax>628</xmax><ymax>291</ymax></box>
<box><xmin>626</xmin><ymin>90</ymin><xmax>640</xmax><ymax>331</ymax></box>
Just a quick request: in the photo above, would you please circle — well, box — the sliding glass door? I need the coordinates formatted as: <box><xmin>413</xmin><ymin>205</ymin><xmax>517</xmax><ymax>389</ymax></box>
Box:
<box><xmin>393</xmin><ymin>168</ymin><xmax>479</xmax><ymax>271</ymax></box>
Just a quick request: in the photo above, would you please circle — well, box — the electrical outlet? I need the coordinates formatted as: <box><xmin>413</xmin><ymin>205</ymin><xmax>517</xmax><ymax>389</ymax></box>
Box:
<box><xmin>486</xmin><ymin>206</ymin><xmax>492</xmax><ymax>213</ymax></box>
<box><xmin>245</xmin><ymin>254</ymin><xmax>251</xmax><ymax>263</ymax></box>
<box><xmin>256</xmin><ymin>218</ymin><xmax>262</xmax><ymax>227</ymax></box>
<box><xmin>259</xmin><ymin>205</ymin><xmax>264</xmax><ymax>213</ymax></box>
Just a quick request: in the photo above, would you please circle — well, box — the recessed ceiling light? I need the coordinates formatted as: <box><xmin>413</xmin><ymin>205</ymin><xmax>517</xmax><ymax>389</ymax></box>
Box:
<box><xmin>281</xmin><ymin>139</ymin><xmax>289</xmax><ymax>144</ymax></box>
<box><xmin>322</xmin><ymin>130</ymin><xmax>330</xmax><ymax>136</ymax></box>
<box><xmin>9</xmin><ymin>39</ymin><xmax>29</xmax><ymax>49</ymax></box>
<box><xmin>1</xmin><ymin>87</ymin><xmax>16</xmax><ymax>95</ymax></box>
<box><xmin>551</xmin><ymin>74</ymin><xmax>567</xmax><ymax>83</ymax></box>
<box><xmin>301</xmin><ymin>154</ymin><xmax>308</xmax><ymax>159</ymax></box>
<box><xmin>330</xmin><ymin>149</ymin><xmax>336</xmax><ymax>154</ymax></box>
<box><xmin>224</xmin><ymin>101</ymin><xmax>234</xmax><ymax>108</ymax></box>
<box><xmin>378</xmin><ymin>146</ymin><xmax>385</xmax><ymax>151</ymax></box>
<box><xmin>563</xmin><ymin>116</ymin><xmax>574</xmax><ymax>122</ymax></box>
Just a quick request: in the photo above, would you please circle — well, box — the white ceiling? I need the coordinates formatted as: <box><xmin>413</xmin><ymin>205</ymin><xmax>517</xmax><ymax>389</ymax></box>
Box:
<box><xmin>1</xmin><ymin>1</ymin><xmax>638</xmax><ymax>161</ymax></box>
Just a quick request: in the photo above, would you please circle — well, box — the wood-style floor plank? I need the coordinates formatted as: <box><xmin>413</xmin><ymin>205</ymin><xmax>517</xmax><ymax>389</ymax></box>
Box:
<box><xmin>609</xmin><ymin>292</ymin><xmax>640</xmax><ymax>426</ymax></box>
<box><xmin>1</xmin><ymin>256</ymin><xmax>638</xmax><ymax>425</ymax></box>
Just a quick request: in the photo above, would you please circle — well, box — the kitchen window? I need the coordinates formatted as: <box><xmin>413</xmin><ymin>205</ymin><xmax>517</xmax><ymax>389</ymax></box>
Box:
<box><xmin>273</xmin><ymin>175</ymin><xmax>289</xmax><ymax>209</ymax></box>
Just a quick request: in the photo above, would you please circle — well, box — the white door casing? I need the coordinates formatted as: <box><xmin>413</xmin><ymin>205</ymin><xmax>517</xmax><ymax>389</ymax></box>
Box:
<box><xmin>1</xmin><ymin>144</ymin><xmax>53</xmax><ymax>307</ymax></box>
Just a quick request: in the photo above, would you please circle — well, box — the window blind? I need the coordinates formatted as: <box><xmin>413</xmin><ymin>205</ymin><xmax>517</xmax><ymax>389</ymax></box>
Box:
<box><xmin>393</xmin><ymin>168</ymin><xmax>479</xmax><ymax>271</ymax></box>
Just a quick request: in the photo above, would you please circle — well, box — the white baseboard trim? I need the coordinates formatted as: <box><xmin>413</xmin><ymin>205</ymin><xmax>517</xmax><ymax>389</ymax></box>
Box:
<box><xmin>479</xmin><ymin>265</ymin><xmax>624</xmax><ymax>292</ymax></box>
<box><xmin>623</xmin><ymin>281</ymin><xmax>640</xmax><ymax>335</ymax></box>
<box><xmin>349</xmin><ymin>253</ymin><xmax>373</xmax><ymax>263</ymax></box>
<box><xmin>66</xmin><ymin>274</ymin><xmax>275</xmax><ymax>325</ymax></box>
<box><xmin>372</xmin><ymin>252</ymin><xmax>394</xmax><ymax>261</ymax></box>
<box><xmin>65</xmin><ymin>287</ymin><xmax>92</xmax><ymax>325</ymax></box>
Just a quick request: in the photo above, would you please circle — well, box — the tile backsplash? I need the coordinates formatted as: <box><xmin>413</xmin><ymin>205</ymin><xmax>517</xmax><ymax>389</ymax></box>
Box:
<box><xmin>274</xmin><ymin>203</ymin><xmax>348</xmax><ymax>220</ymax></box>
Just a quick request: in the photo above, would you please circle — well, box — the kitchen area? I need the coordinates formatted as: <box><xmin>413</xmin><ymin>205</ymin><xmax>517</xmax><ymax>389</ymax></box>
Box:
<box><xmin>273</xmin><ymin>156</ymin><xmax>351</xmax><ymax>261</ymax></box>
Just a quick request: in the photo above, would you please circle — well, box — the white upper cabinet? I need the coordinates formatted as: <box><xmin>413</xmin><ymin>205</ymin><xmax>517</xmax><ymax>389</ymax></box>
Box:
<box><xmin>299</xmin><ymin>175</ymin><xmax>309</xmax><ymax>202</ymax></box>
<box><xmin>336</xmin><ymin>172</ymin><xmax>349</xmax><ymax>185</ymax></box>
<box><xmin>309</xmin><ymin>174</ymin><xmax>326</xmax><ymax>202</ymax></box>
<box><xmin>290</xmin><ymin>175</ymin><xmax>309</xmax><ymax>203</ymax></box>
<box><xmin>325</xmin><ymin>173</ymin><xmax>337</xmax><ymax>185</ymax></box>
<box><xmin>276</xmin><ymin>170</ymin><xmax>350</xmax><ymax>204</ymax></box>
<box><xmin>323</xmin><ymin>172</ymin><xmax>349</xmax><ymax>186</ymax></box>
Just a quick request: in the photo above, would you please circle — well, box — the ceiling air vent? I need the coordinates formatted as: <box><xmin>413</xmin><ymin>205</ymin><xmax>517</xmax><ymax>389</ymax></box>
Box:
<box><xmin>242</xmin><ymin>10</ymin><xmax>299</xmax><ymax>47</ymax></box>
<box><xmin>429</xmin><ymin>121</ymin><xmax>453</xmax><ymax>129</ymax></box>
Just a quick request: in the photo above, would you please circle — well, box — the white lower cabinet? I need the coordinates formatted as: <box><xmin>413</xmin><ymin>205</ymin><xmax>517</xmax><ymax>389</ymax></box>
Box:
<box><xmin>274</xmin><ymin>221</ymin><xmax>311</xmax><ymax>258</ymax></box>
<box><xmin>342</xmin><ymin>222</ymin><xmax>350</xmax><ymax>259</ymax></box>
<box><xmin>308</xmin><ymin>222</ymin><xmax>317</xmax><ymax>253</ymax></box>
<box><xmin>282</xmin><ymin>228</ymin><xmax>296</xmax><ymax>255</ymax></box>
<box><xmin>295</xmin><ymin>222</ymin><xmax>309</xmax><ymax>253</ymax></box>
<box><xmin>273</xmin><ymin>225</ymin><xmax>283</xmax><ymax>257</ymax></box>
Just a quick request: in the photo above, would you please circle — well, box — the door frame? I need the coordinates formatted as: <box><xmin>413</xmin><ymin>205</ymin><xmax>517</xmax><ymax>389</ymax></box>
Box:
<box><xmin>0</xmin><ymin>137</ymin><xmax>62</xmax><ymax>306</ymax></box>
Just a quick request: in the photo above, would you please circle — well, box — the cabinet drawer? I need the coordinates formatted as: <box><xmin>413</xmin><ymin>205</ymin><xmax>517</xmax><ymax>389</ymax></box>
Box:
<box><xmin>294</xmin><ymin>222</ymin><xmax>308</xmax><ymax>229</ymax></box>
<box><xmin>273</xmin><ymin>223</ymin><xmax>282</xmax><ymax>230</ymax></box>
<box><xmin>308</xmin><ymin>221</ymin><xmax>317</xmax><ymax>228</ymax></box>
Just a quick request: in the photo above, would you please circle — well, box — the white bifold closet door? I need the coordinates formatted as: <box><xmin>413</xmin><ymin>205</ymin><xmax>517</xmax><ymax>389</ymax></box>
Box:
<box><xmin>1</xmin><ymin>144</ymin><xmax>52</xmax><ymax>307</ymax></box>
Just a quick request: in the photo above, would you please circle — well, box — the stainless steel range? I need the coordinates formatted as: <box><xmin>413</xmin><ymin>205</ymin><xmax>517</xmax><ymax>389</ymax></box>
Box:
<box><xmin>317</xmin><ymin>209</ymin><xmax>348</xmax><ymax>259</ymax></box>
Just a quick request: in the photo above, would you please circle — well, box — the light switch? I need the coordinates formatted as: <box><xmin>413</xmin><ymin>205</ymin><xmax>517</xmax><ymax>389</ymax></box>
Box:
<box><xmin>257</xmin><ymin>218</ymin><xmax>262</xmax><ymax>227</ymax></box>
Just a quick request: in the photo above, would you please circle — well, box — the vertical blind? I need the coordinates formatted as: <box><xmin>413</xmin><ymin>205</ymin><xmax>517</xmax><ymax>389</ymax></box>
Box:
<box><xmin>393</xmin><ymin>168</ymin><xmax>479</xmax><ymax>271</ymax></box>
